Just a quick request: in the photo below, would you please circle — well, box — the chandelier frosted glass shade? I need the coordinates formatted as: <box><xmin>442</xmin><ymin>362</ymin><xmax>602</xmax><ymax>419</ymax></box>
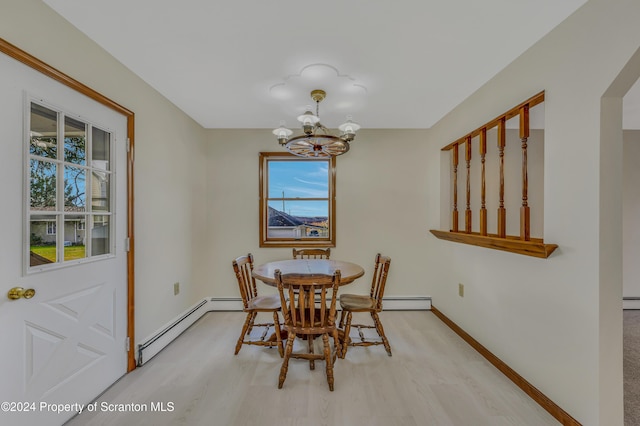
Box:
<box><xmin>273</xmin><ymin>89</ymin><xmax>360</xmax><ymax>157</ymax></box>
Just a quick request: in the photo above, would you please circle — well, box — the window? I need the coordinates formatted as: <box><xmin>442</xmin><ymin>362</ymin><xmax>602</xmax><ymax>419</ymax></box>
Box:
<box><xmin>46</xmin><ymin>221</ymin><xmax>56</xmax><ymax>235</ymax></box>
<box><xmin>27</xmin><ymin>101</ymin><xmax>113</xmax><ymax>269</ymax></box>
<box><xmin>259</xmin><ymin>152</ymin><xmax>335</xmax><ymax>248</ymax></box>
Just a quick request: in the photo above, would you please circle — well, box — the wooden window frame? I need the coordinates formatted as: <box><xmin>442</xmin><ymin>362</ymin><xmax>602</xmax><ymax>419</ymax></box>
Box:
<box><xmin>259</xmin><ymin>152</ymin><xmax>336</xmax><ymax>248</ymax></box>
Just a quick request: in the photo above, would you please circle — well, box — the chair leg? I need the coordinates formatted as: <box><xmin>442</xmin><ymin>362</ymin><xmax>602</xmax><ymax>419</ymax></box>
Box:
<box><xmin>278</xmin><ymin>333</ymin><xmax>295</xmax><ymax>389</ymax></box>
<box><xmin>371</xmin><ymin>311</ymin><xmax>392</xmax><ymax>356</ymax></box>
<box><xmin>332</xmin><ymin>328</ymin><xmax>342</xmax><ymax>361</ymax></box>
<box><xmin>273</xmin><ymin>311</ymin><xmax>284</xmax><ymax>358</ymax></box>
<box><xmin>246</xmin><ymin>311</ymin><xmax>257</xmax><ymax>334</ymax></box>
<box><xmin>308</xmin><ymin>334</ymin><xmax>315</xmax><ymax>370</ymax></box>
<box><xmin>339</xmin><ymin>309</ymin><xmax>346</xmax><ymax>328</ymax></box>
<box><xmin>322</xmin><ymin>333</ymin><xmax>334</xmax><ymax>391</ymax></box>
<box><xmin>235</xmin><ymin>312</ymin><xmax>252</xmax><ymax>355</ymax></box>
<box><xmin>341</xmin><ymin>311</ymin><xmax>352</xmax><ymax>359</ymax></box>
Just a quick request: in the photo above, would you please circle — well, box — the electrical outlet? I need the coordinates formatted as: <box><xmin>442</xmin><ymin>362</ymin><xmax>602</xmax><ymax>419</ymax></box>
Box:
<box><xmin>458</xmin><ymin>283</ymin><xmax>464</xmax><ymax>297</ymax></box>
<box><xmin>174</xmin><ymin>282</ymin><xmax>180</xmax><ymax>295</ymax></box>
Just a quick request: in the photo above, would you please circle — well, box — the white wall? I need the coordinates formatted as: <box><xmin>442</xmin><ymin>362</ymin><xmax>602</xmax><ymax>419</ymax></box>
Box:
<box><xmin>429</xmin><ymin>0</ymin><xmax>640</xmax><ymax>424</ymax></box>
<box><xmin>200</xmin><ymin>129</ymin><xmax>436</xmax><ymax>301</ymax></box>
<box><xmin>0</xmin><ymin>0</ymin><xmax>209</xmax><ymax>343</ymax></box>
<box><xmin>624</xmin><ymin>130</ymin><xmax>640</xmax><ymax>298</ymax></box>
<box><xmin>3</xmin><ymin>0</ymin><xmax>638</xmax><ymax>424</ymax></box>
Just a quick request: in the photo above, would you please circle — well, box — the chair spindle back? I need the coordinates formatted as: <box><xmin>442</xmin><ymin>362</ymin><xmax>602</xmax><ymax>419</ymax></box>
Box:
<box><xmin>276</xmin><ymin>271</ymin><xmax>340</xmax><ymax>332</ymax></box>
<box><xmin>370</xmin><ymin>253</ymin><xmax>391</xmax><ymax>310</ymax></box>
<box><xmin>232</xmin><ymin>253</ymin><xmax>258</xmax><ymax>309</ymax></box>
<box><xmin>292</xmin><ymin>248</ymin><xmax>331</xmax><ymax>259</ymax></box>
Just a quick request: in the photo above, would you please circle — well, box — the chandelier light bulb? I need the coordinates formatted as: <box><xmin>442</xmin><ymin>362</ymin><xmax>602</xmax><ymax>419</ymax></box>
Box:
<box><xmin>297</xmin><ymin>106</ymin><xmax>319</xmax><ymax>126</ymax></box>
<box><xmin>272</xmin><ymin>121</ymin><xmax>293</xmax><ymax>145</ymax></box>
<box><xmin>338</xmin><ymin>115</ymin><xmax>360</xmax><ymax>142</ymax></box>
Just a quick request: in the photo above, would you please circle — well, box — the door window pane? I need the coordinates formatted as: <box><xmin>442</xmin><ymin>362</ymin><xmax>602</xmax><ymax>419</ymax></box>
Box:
<box><xmin>64</xmin><ymin>165</ymin><xmax>86</xmax><ymax>211</ymax></box>
<box><xmin>64</xmin><ymin>116</ymin><xmax>86</xmax><ymax>165</ymax></box>
<box><xmin>63</xmin><ymin>215</ymin><xmax>87</xmax><ymax>261</ymax></box>
<box><xmin>91</xmin><ymin>171</ymin><xmax>110</xmax><ymax>211</ymax></box>
<box><xmin>30</xmin><ymin>215</ymin><xmax>57</xmax><ymax>266</ymax></box>
<box><xmin>30</xmin><ymin>103</ymin><xmax>57</xmax><ymax>159</ymax></box>
<box><xmin>92</xmin><ymin>127</ymin><xmax>110</xmax><ymax>171</ymax></box>
<box><xmin>91</xmin><ymin>215</ymin><xmax>110</xmax><ymax>256</ymax></box>
<box><xmin>30</xmin><ymin>159</ymin><xmax>57</xmax><ymax>211</ymax></box>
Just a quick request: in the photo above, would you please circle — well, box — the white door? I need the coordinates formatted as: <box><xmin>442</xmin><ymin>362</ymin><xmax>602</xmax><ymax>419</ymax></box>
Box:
<box><xmin>0</xmin><ymin>51</ymin><xmax>128</xmax><ymax>425</ymax></box>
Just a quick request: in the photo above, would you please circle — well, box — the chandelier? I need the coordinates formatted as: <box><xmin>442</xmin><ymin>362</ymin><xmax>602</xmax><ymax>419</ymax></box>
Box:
<box><xmin>272</xmin><ymin>89</ymin><xmax>361</xmax><ymax>157</ymax></box>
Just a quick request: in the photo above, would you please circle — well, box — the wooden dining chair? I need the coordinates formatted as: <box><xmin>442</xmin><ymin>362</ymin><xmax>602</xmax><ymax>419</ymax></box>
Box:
<box><xmin>292</xmin><ymin>248</ymin><xmax>331</xmax><ymax>259</ymax></box>
<box><xmin>275</xmin><ymin>269</ymin><xmax>341</xmax><ymax>391</ymax></box>
<box><xmin>338</xmin><ymin>253</ymin><xmax>392</xmax><ymax>358</ymax></box>
<box><xmin>232</xmin><ymin>253</ymin><xmax>283</xmax><ymax>357</ymax></box>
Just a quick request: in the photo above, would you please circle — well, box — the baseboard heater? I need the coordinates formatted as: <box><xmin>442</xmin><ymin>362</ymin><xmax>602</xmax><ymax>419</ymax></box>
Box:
<box><xmin>136</xmin><ymin>295</ymin><xmax>432</xmax><ymax>366</ymax></box>
<box><xmin>137</xmin><ymin>299</ymin><xmax>209</xmax><ymax>366</ymax></box>
<box><xmin>209</xmin><ymin>296</ymin><xmax>431</xmax><ymax>311</ymax></box>
<box><xmin>624</xmin><ymin>297</ymin><xmax>640</xmax><ymax>310</ymax></box>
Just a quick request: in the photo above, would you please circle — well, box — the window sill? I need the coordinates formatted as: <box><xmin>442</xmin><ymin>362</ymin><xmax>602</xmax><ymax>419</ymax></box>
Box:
<box><xmin>259</xmin><ymin>240</ymin><xmax>335</xmax><ymax>249</ymax></box>
<box><xmin>429</xmin><ymin>230</ymin><xmax>558</xmax><ymax>259</ymax></box>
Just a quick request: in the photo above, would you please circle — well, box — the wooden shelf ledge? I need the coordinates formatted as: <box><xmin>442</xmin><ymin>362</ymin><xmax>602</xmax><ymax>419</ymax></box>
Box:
<box><xmin>429</xmin><ymin>230</ymin><xmax>558</xmax><ymax>259</ymax></box>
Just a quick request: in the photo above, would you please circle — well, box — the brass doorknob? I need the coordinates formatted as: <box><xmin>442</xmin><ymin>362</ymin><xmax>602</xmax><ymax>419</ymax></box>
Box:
<box><xmin>7</xmin><ymin>287</ymin><xmax>36</xmax><ymax>300</ymax></box>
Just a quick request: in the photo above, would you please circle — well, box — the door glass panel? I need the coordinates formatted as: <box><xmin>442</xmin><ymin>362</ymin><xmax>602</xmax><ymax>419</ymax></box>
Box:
<box><xmin>29</xmin><ymin>215</ymin><xmax>57</xmax><ymax>265</ymax></box>
<box><xmin>64</xmin><ymin>165</ymin><xmax>86</xmax><ymax>211</ymax></box>
<box><xmin>27</xmin><ymin>101</ymin><xmax>114</xmax><ymax>268</ymax></box>
<box><xmin>92</xmin><ymin>127</ymin><xmax>110</xmax><ymax>171</ymax></box>
<box><xmin>91</xmin><ymin>215</ymin><xmax>110</xmax><ymax>256</ymax></box>
<box><xmin>64</xmin><ymin>116</ymin><xmax>86</xmax><ymax>165</ymax></box>
<box><xmin>91</xmin><ymin>171</ymin><xmax>110</xmax><ymax>211</ymax></box>
<box><xmin>30</xmin><ymin>103</ymin><xmax>57</xmax><ymax>159</ymax></box>
<box><xmin>63</xmin><ymin>214</ymin><xmax>87</xmax><ymax>261</ymax></box>
<box><xmin>30</xmin><ymin>159</ymin><xmax>56</xmax><ymax>211</ymax></box>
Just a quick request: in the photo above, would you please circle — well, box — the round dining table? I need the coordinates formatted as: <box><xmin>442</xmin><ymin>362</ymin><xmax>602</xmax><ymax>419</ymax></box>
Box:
<box><xmin>252</xmin><ymin>259</ymin><xmax>365</xmax><ymax>287</ymax></box>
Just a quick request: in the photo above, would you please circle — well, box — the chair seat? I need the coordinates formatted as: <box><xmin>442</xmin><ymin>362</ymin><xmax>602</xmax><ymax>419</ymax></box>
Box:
<box><xmin>247</xmin><ymin>294</ymin><xmax>281</xmax><ymax>310</ymax></box>
<box><xmin>340</xmin><ymin>294</ymin><xmax>377</xmax><ymax>310</ymax></box>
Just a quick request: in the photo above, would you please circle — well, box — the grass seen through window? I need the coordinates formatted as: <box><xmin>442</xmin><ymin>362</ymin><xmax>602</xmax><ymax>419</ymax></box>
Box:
<box><xmin>30</xmin><ymin>245</ymin><xmax>86</xmax><ymax>262</ymax></box>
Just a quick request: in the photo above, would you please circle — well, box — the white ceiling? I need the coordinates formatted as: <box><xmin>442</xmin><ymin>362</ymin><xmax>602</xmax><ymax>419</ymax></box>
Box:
<box><xmin>42</xmin><ymin>0</ymin><xmax>594</xmax><ymax>130</ymax></box>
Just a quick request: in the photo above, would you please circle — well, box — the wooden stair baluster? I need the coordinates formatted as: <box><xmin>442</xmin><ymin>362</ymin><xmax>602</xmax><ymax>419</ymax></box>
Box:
<box><xmin>452</xmin><ymin>144</ymin><xmax>459</xmax><ymax>232</ymax></box>
<box><xmin>520</xmin><ymin>105</ymin><xmax>530</xmax><ymax>241</ymax></box>
<box><xmin>465</xmin><ymin>136</ymin><xmax>472</xmax><ymax>233</ymax></box>
<box><xmin>497</xmin><ymin>118</ymin><xmax>506</xmax><ymax>238</ymax></box>
<box><xmin>432</xmin><ymin>91</ymin><xmax>555</xmax><ymax>258</ymax></box>
<box><xmin>479</xmin><ymin>128</ymin><xmax>487</xmax><ymax>236</ymax></box>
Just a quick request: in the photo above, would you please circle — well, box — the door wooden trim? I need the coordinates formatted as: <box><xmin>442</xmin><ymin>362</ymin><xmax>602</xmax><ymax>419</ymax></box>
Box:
<box><xmin>0</xmin><ymin>37</ymin><xmax>137</xmax><ymax>372</ymax></box>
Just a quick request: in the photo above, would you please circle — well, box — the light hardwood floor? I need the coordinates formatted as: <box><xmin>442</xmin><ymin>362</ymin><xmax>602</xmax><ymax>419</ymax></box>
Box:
<box><xmin>66</xmin><ymin>311</ymin><xmax>559</xmax><ymax>425</ymax></box>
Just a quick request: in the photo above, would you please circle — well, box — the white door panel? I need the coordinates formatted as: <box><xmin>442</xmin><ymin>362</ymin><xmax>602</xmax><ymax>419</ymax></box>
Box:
<box><xmin>0</xmin><ymin>50</ymin><xmax>128</xmax><ymax>426</ymax></box>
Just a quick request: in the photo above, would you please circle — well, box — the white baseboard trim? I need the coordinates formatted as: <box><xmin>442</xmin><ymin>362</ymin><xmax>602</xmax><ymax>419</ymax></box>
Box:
<box><xmin>624</xmin><ymin>298</ymin><xmax>640</xmax><ymax>310</ymax></box>
<box><xmin>136</xmin><ymin>295</ymin><xmax>431</xmax><ymax>367</ymax></box>
<box><xmin>381</xmin><ymin>296</ymin><xmax>432</xmax><ymax>310</ymax></box>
